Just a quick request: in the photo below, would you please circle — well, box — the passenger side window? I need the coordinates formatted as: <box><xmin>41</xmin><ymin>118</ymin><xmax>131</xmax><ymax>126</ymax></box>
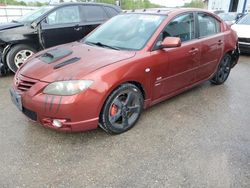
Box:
<box><xmin>47</xmin><ymin>6</ymin><xmax>80</xmax><ymax>24</ymax></box>
<box><xmin>163</xmin><ymin>13</ymin><xmax>195</xmax><ymax>42</ymax></box>
<box><xmin>198</xmin><ymin>13</ymin><xmax>220</xmax><ymax>37</ymax></box>
<box><xmin>83</xmin><ymin>5</ymin><xmax>108</xmax><ymax>22</ymax></box>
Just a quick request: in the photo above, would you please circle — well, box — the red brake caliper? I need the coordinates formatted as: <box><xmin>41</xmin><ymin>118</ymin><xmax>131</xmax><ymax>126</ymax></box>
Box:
<box><xmin>110</xmin><ymin>104</ymin><xmax>118</xmax><ymax>116</ymax></box>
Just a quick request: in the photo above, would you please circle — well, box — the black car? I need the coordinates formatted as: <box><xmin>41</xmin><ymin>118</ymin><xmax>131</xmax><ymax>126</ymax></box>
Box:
<box><xmin>0</xmin><ymin>3</ymin><xmax>121</xmax><ymax>75</ymax></box>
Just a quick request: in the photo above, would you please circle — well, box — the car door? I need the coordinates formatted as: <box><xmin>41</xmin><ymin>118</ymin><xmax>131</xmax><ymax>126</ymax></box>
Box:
<box><xmin>151</xmin><ymin>13</ymin><xmax>201</xmax><ymax>100</ymax></box>
<box><xmin>40</xmin><ymin>5</ymin><xmax>83</xmax><ymax>48</ymax></box>
<box><xmin>196</xmin><ymin>12</ymin><xmax>224</xmax><ymax>81</ymax></box>
<box><xmin>80</xmin><ymin>5</ymin><xmax>109</xmax><ymax>37</ymax></box>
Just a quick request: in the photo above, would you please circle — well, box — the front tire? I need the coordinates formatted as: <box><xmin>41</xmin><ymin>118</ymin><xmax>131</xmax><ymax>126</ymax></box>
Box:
<box><xmin>210</xmin><ymin>54</ymin><xmax>232</xmax><ymax>85</ymax></box>
<box><xmin>99</xmin><ymin>83</ymin><xmax>143</xmax><ymax>134</ymax></box>
<box><xmin>6</xmin><ymin>44</ymin><xmax>36</xmax><ymax>73</ymax></box>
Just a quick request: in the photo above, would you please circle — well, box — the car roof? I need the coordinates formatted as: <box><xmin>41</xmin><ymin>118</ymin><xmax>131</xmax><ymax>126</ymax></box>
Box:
<box><xmin>124</xmin><ymin>8</ymin><xmax>215</xmax><ymax>16</ymax></box>
<box><xmin>51</xmin><ymin>2</ymin><xmax>121</xmax><ymax>11</ymax></box>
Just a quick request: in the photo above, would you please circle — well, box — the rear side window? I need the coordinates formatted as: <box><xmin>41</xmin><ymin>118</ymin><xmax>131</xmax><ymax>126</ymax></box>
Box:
<box><xmin>83</xmin><ymin>5</ymin><xmax>108</xmax><ymax>22</ymax></box>
<box><xmin>104</xmin><ymin>6</ymin><xmax>119</xmax><ymax>17</ymax></box>
<box><xmin>163</xmin><ymin>13</ymin><xmax>195</xmax><ymax>42</ymax></box>
<box><xmin>47</xmin><ymin>6</ymin><xmax>80</xmax><ymax>24</ymax></box>
<box><xmin>198</xmin><ymin>13</ymin><xmax>220</xmax><ymax>37</ymax></box>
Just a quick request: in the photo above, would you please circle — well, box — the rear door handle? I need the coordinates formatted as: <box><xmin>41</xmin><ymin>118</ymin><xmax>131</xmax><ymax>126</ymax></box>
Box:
<box><xmin>188</xmin><ymin>48</ymin><xmax>199</xmax><ymax>54</ymax></box>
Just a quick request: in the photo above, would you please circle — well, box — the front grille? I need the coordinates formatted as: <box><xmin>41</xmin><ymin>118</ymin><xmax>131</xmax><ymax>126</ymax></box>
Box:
<box><xmin>23</xmin><ymin>107</ymin><xmax>37</xmax><ymax>121</ymax></box>
<box><xmin>238</xmin><ymin>38</ymin><xmax>250</xmax><ymax>43</ymax></box>
<box><xmin>15</xmin><ymin>75</ymin><xmax>37</xmax><ymax>92</ymax></box>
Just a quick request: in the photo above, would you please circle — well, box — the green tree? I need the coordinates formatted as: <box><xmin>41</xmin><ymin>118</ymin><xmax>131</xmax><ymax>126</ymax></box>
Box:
<box><xmin>183</xmin><ymin>0</ymin><xmax>204</xmax><ymax>8</ymax></box>
<box><xmin>0</xmin><ymin>0</ymin><xmax>47</xmax><ymax>6</ymax></box>
<box><xmin>78</xmin><ymin>0</ymin><xmax>162</xmax><ymax>9</ymax></box>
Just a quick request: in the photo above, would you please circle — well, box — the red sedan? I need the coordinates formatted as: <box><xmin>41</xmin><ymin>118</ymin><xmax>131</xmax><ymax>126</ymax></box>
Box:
<box><xmin>10</xmin><ymin>8</ymin><xmax>239</xmax><ymax>134</ymax></box>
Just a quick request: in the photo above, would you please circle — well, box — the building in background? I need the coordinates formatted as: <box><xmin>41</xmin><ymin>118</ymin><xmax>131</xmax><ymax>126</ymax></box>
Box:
<box><xmin>208</xmin><ymin>0</ymin><xmax>250</xmax><ymax>13</ymax></box>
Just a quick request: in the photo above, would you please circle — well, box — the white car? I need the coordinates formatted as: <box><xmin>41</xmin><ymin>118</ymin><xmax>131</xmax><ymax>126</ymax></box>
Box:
<box><xmin>231</xmin><ymin>14</ymin><xmax>250</xmax><ymax>53</ymax></box>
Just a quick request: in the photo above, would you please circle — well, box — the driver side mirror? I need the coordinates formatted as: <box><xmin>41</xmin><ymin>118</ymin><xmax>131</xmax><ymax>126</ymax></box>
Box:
<box><xmin>160</xmin><ymin>37</ymin><xmax>181</xmax><ymax>49</ymax></box>
<box><xmin>30</xmin><ymin>21</ymin><xmax>37</xmax><ymax>29</ymax></box>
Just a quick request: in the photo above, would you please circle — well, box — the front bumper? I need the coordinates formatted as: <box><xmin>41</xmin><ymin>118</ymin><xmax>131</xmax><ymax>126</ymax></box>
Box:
<box><xmin>0</xmin><ymin>45</ymin><xmax>10</xmax><ymax>75</ymax></box>
<box><xmin>10</xmin><ymin>76</ymin><xmax>101</xmax><ymax>132</ymax></box>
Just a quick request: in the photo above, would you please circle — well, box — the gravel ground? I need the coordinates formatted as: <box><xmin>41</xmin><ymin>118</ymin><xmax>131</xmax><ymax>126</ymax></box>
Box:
<box><xmin>0</xmin><ymin>55</ymin><xmax>250</xmax><ymax>188</ymax></box>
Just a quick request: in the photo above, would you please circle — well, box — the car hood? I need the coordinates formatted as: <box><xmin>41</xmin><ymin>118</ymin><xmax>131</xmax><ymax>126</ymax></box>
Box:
<box><xmin>231</xmin><ymin>24</ymin><xmax>250</xmax><ymax>38</ymax></box>
<box><xmin>0</xmin><ymin>22</ymin><xmax>36</xmax><ymax>43</ymax></box>
<box><xmin>0</xmin><ymin>22</ymin><xmax>24</xmax><ymax>30</ymax></box>
<box><xmin>19</xmin><ymin>42</ymin><xmax>136</xmax><ymax>82</ymax></box>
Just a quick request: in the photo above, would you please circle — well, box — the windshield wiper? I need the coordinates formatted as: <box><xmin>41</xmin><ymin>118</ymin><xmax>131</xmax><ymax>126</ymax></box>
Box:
<box><xmin>12</xmin><ymin>20</ymin><xmax>19</xmax><ymax>23</ymax></box>
<box><xmin>86</xmin><ymin>41</ymin><xmax>120</xmax><ymax>50</ymax></box>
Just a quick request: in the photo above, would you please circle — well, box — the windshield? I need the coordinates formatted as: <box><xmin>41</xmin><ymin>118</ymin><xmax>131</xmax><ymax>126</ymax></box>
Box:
<box><xmin>218</xmin><ymin>13</ymin><xmax>236</xmax><ymax>21</ymax></box>
<box><xmin>237</xmin><ymin>14</ymin><xmax>250</xmax><ymax>25</ymax></box>
<box><xmin>17</xmin><ymin>6</ymin><xmax>54</xmax><ymax>23</ymax></box>
<box><xmin>84</xmin><ymin>14</ymin><xmax>166</xmax><ymax>50</ymax></box>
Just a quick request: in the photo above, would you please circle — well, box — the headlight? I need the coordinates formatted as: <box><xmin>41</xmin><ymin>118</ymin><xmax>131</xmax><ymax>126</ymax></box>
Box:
<box><xmin>43</xmin><ymin>80</ymin><xmax>93</xmax><ymax>96</ymax></box>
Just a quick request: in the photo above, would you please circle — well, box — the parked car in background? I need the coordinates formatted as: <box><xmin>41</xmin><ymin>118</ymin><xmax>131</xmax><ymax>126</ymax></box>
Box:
<box><xmin>10</xmin><ymin>8</ymin><xmax>239</xmax><ymax>134</ymax></box>
<box><xmin>218</xmin><ymin>12</ymin><xmax>245</xmax><ymax>25</ymax></box>
<box><xmin>231</xmin><ymin>13</ymin><xmax>250</xmax><ymax>53</ymax></box>
<box><xmin>209</xmin><ymin>10</ymin><xmax>224</xmax><ymax>15</ymax></box>
<box><xmin>0</xmin><ymin>2</ymin><xmax>121</xmax><ymax>75</ymax></box>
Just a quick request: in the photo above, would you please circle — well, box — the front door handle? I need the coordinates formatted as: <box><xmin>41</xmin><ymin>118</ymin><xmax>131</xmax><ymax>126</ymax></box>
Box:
<box><xmin>74</xmin><ymin>25</ymin><xmax>82</xmax><ymax>31</ymax></box>
<box><xmin>217</xmin><ymin>40</ymin><xmax>223</xmax><ymax>45</ymax></box>
<box><xmin>188</xmin><ymin>48</ymin><xmax>199</xmax><ymax>54</ymax></box>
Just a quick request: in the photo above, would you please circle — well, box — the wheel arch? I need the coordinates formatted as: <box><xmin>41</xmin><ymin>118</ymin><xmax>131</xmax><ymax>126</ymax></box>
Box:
<box><xmin>3</xmin><ymin>42</ymin><xmax>40</xmax><ymax>65</ymax></box>
<box><xmin>98</xmin><ymin>80</ymin><xmax>147</xmax><ymax>118</ymax></box>
<box><xmin>224</xmin><ymin>48</ymin><xmax>239</xmax><ymax>68</ymax></box>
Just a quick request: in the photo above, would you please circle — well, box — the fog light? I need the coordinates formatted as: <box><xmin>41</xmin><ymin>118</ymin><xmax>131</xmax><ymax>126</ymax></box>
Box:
<box><xmin>52</xmin><ymin>119</ymin><xmax>66</xmax><ymax>128</ymax></box>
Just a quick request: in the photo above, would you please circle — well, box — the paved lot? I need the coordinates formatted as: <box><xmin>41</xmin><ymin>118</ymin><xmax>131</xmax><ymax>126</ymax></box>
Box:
<box><xmin>0</xmin><ymin>56</ymin><xmax>250</xmax><ymax>188</ymax></box>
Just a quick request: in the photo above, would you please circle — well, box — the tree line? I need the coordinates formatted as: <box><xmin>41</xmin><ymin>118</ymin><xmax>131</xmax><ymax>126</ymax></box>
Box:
<box><xmin>0</xmin><ymin>0</ymin><xmax>205</xmax><ymax>9</ymax></box>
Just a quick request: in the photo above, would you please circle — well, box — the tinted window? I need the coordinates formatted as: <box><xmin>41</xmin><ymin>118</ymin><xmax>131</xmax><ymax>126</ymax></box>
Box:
<box><xmin>198</xmin><ymin>13</ymin><xmax>220</xmax><ymax>37</ymax></box>
<box><xmin>163</xmin><ymin>13</ymin><xmax>195</xmax><ymax>42</ymax></box>
<box><xmin>104</xmin><ymin>6</ymin><xmax>119</xmax><ymax>17</ymax></box>
<box><xmin>83</xmin><ymin>5</ymin><xmax>108</xmax><ymax>22</ymax></box>
<box><xmin>47</xmin><ymin>6</ymin><xmax>80</xmax><ymax>24</ymax></box>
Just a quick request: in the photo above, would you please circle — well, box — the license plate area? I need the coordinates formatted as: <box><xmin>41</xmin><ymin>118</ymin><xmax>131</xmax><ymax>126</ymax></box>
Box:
<box><xmin>10</xmin><ymin>88</ymin><xmax>22</xmax><ymax>111</ymax></box>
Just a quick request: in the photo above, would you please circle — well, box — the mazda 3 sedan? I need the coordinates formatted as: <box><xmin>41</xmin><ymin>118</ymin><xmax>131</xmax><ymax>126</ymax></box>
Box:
<box><xmin>10</xmin><ymin>8</ymin><xmax>239</xmax><ymax>134</ymax></box>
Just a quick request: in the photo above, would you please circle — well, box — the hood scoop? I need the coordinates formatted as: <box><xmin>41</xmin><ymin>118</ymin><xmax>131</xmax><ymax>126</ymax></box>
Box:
<box><xmin>54</xmin><ymin>57</ymin><xmax>81</xmax><ymax>69</ymax></box>
<box><xmin>38</xmin><ymin>48</ymin><xmax>73</xmax><ymax>64</ymax></box>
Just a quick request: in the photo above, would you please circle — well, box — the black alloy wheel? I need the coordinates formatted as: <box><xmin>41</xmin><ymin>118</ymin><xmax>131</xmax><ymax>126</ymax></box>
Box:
<box><xmin>100</xmin><ymin>83</ymin><xmax>143</xmax><ymax>134</ymax></box>
<box><xmin>211</xmin><ymin>54</ymin><xmax>232</xmax><ymax>85</ymax></box>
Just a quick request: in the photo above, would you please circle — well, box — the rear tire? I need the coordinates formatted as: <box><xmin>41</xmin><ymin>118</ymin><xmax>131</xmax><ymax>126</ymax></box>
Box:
<box><xmin>210</xmin><ymin>54</ymin><xmax>232</xmax><ymax>85</ymax></box>
<box><xmin>6</xmin><ymin>44</ymin><xmax>36</xmax><ymax>73</ymax></box>
<box><xmin>99</xmin><ymin>83</ymin><xmax>143</xmax><ymax>134</ymax></box>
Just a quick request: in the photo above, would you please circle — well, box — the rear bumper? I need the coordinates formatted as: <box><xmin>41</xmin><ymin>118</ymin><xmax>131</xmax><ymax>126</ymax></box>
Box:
<box><xmin>238</xmin><ymin>42</ymin><xmax>250</xmax><ymax>54</ymax></box>
<box><xmin>231</xmin><ymin>42</ymin><xmax>240</xmax><ymax>68</ymax></box>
